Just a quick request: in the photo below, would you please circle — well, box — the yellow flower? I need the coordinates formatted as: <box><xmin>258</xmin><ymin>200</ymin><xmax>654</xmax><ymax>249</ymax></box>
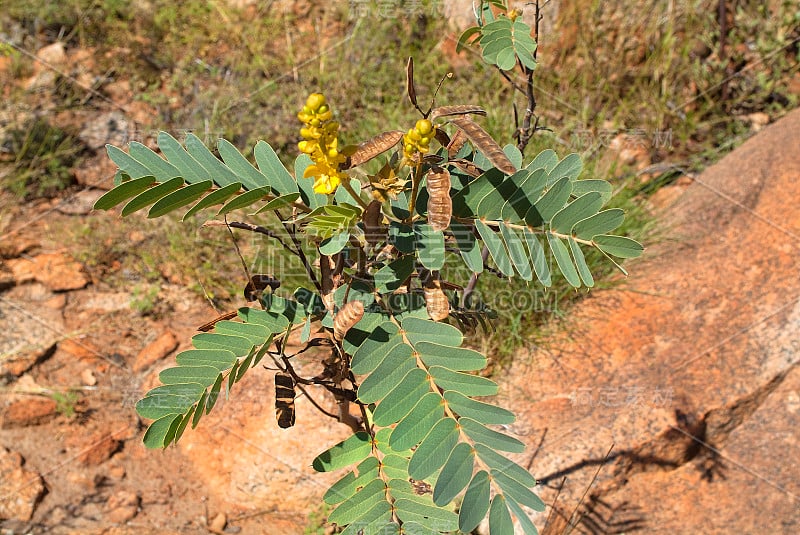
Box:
<box><xmin>298</xmin><ymin>92</ymin><xmax>348</xmax><ymax>194</ymax></box>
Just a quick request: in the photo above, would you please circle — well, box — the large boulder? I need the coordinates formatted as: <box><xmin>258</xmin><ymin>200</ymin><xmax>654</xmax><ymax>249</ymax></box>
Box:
<box><xmin>505</xmin><ymin>108</ymin><xmax>800</xmax><ymax>531</ymax></box>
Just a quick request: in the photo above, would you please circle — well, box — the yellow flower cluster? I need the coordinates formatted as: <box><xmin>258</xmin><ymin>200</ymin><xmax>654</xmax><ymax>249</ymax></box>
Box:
<box><xmin>403</xmin><ymin>119</ymin><xmax>436</xmax><ymax>166</ymax></box>
<box><xmin>297</xmin><ymin>93</ymin><xmax>347</xmax><ymax>194</ymax></box>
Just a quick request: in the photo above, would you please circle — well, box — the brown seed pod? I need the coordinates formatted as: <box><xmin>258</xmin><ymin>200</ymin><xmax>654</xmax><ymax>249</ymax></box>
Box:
<box><xmin>363</xmin><ymin>199</ymin><xmax>384</xmax><ymax>247</ymax></box>
<box><xmin>449</xmin><ymin>115</ymin><xmax>516</xmax><ymax>175</ymax></box>
<box><xmin>333</xmin><ymin>300</ymin><xmax>365</xmax><ymax>341</ymax></box>
<box><xmin>274</xmin><ymin>372</ymin><xmax>296</xmax><ymax>429</ymax></box>
<box><xmin>447</xmin><ymin>129</ymin><xmax>468</xmax><ymax>158</ymax></box>
<box><xmin>449</xmin><ymin>158</ymin><xmax>482</xmax><ymax>177</ymax></box>
<box><xmin>406</xmin><ymin>57</ymin><xmax>418</xmax><ymax>108</ymax></box>
<box><xmin>345</xmin><ymin>131</ymin><xmax>404</xmax><ymax>169</ymax></box>
<box><xmin>426</xmin><ymin>167</ymin><xmax>452</xmax><ymax>232</ymax></box>
<box><xmin>430</xmin><ymin>105</ymin><xmax>487</xmax><ymax>121</ymax></box>
<box><xmin>424</xmin><ymin>273</ymin><xmax>450</xmax><ymax>322</ymax></box>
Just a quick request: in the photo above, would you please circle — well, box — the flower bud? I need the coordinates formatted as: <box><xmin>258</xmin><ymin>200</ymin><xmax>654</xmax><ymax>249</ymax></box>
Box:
<box><xmin>416</xmin><ymin>119</ymin><xmax>433</xmax><ymax>136</ymax></box>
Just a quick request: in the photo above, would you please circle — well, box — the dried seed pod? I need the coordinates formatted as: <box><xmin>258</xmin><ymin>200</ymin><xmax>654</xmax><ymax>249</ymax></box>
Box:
<box><xmin>346</xmin><ymin>131</ymin><xmax>404</xmax><ymax>169</ymax></box>
<box><xmin>363</xmin><ymin>199</ymin><xmax>384</xmax><ymax>247</ymax></box>
<box><xmin>426</xmin><ymin>167</ymin><xmax>452</xmax><ymax>232</ymax></box>
<box><xmin>274</xmin><ymin>372</ymin><xmax>296</xmax><ymax>429</ymax></box>
<box><xmin>424</xmin><ymin>273</ymin><xmax>450</xmax><ymax>322</ymax></box>
<box><xmin>333</xmin><ymin>300</ymin><xmax>365</xmax><ymax>341</ymax></box>
<box><xmin>447</xmin><ymin>129</ymin><xmax>468</xmax><ymax>158</ymax></box>
<box><xmin>449</xmin><ymin>115</ymin><xmax>516</xmax><ymax>175</ymax></box>
<box><xmin>430</xmin><ymin>104</ymin><xmax>487</xmax><ymax>121</ymax></box>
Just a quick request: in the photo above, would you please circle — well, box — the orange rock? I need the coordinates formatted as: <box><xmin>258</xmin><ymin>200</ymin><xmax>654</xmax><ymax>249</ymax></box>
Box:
<box><xmin>59</xmin><ymin>337</ymin><xmax>101</xmax><ymax>361</ymax></box>
<box><xmin>132</xmin><ymin>331</ymin><xmax>178</xmax><ymax>372</ymax></box>
<box><xmin>6</xmin><ymin>252</ymin><xmax>89</xmax><ymax>291</ymax></box>
<box><xmin>0</xmin><ymin>447</ymin><xmax>45</xmax><ymax>521</ymax></box>
<box><xmin>1</xmin><ymin>397</ymin><xmax>58</xmax><ymax>428</ymax></box>
<box><xmin>77</xmin><ymin>433</ymin><xmax>122</xmax><ymax>466</ymax></box>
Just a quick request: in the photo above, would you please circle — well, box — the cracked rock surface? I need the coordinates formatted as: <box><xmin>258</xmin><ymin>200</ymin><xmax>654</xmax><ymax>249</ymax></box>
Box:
<box><xmin>505</xmin><ymin>108</ymin><xmax>800</xmax><ymax>532</ymax></box>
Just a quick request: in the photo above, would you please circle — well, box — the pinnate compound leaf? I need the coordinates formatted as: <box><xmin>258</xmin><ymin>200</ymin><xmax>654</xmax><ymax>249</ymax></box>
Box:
<box><xmin>389</xmin><ymin>393</ymin><xmax>445</xmax><ymax>451</ymax></box>
<box><xmin>433</xmin><ymin>442</ymin><xmax>475</xmax><ymax>505</ymax></box>
<box><xmin>488</xmin><ymin>494</ymin><xmax>514</xmax><ymax>535</ymax></box>
<box><xmin>312</xmin><ymin>431</ymin><xmax>372</xmax><ymax>472</ymax></box>
<box><xmin>408</xmin><ymin>418</ymin><xmax>459</xmax><ymax>480</ymax></box>
<box><xmin>373</xmin><ymin>368</ymin><xmax>430</xmax><ymax>426</ymax></box>
<box><xmin>459</xmin><ymin>418</ymin><xmax>525</xmax><ymax>453</ymax></box>
<box><xmin>459</xmin><ymin>470</ymin><xmax>491</xmax><ymax>533</ymax></box>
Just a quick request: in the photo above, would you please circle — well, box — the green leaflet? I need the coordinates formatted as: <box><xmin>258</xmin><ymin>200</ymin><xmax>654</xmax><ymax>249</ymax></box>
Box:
<box><xmin>327</xmin><ymin>478</ymin><xmax>386</xmax><ymax>525</ymax></box>
<box><xmin>433</xmin><ymin>442</ymin><xmax>475</xmax><ymax>505</ymax></box>
<box><xmin>182</xmin><ymin>182</ymin><xmax>242</xmax><ymax>220</ymax></box>
<box><xmin>451</xmin><ymin>222</ymin><xmax>483</xmax><ymax>273</ymax></box>
<box><xmin>136</xmin><ymin>393</ymin><xmax>196</xmax><ymax>420</ymax></box>
<box><xmin>394</xmin><ymin>500</ymin><xmax>458</xmax><ymax>532</ymax></box>
<box><xmin>571</xmin><ymin>178</ymin><xmax>613</xmax><ymax>205</ymax></box>
<box><xmin>402</xmin><ymin>317</ymin><xmax>463</xmax><ymax>347</ymax></box>
<box><xmin>216</xmin><ymin>138</ymin><xmax>268</xmax><ymax>191</ymax></box>
<box><xmin>237</xmin><ymin>307</ymin><xmax>290</xmax><ymax>333</ymax></box>
<box><xmin>252</xmin><ymin>192</ymin><xmax>301</xmax><ymax>214</ymax></box>
<box><xmin>158</xmin><ymin>365</ymin><xmax>221</xmax><ymax>387</ymax></box>
<box><xmin>339</xmin><ymin>503</ymin><xmax>393</xmax><ymax>535</ymax></box>
<box><xmin>157</xmin><ymin>131</ymin><xmax>210</xmax><ymax>184</ymax></box>
<box><xmin>217</xmin><ymin>186</ymin><xmax>270</xmax><ymax>215</ymax></box>
<box><xmin>443</xmin><ymin>390</ymin><xmax>515</xmax><ymax>425</ymax></box>
<box><xmin>121</xmin><ymin>176</ymin><xmax>184</xmax><ymax>216</ymax></box>
<box><xmin>312</xmin><ymin>431</ymin><xmax>372</xmax><ymax>472</ymax></box>
<box><xmin>459</xmin><ymin>418</ymin><xmax>525</xmax><ymax>453</ymax></box>
<box><xmin>499</xmin><ymin>223</ymin><xmax>532</xmax><ymax>280</ymax></box>
<box><xmin>191</xmin><ymin>332</ymin><xmax>253</xmax><ymax>355</ymax></box>
<box><xmin>389</xmin><ymin>222</ymin><xmax>416</xmax><ymax>253</ymax></box>
<box><xmin>374</xmin><ymin>256</ymin><xmax>415</xmax><ymax>293</ymax></box>
<box><xmin>429</xmin><ymin>366</ymin><xmax>498</xmax><ymax>397</ymax></box>
<box><xmin>415</xmin><ymin>341</ymin><xmax>487</xmax><ymax>371</ymax></box>
<box><xmin>550</xmin><ymin>192</ymin><xmax>603</xmax><ymax>234</ymax></box>
<box><xmin>414</xmin><ymin>223</ymin><xmax>445</xmax><ymax>271</ymax></box>
<box><xmin>490</xmin><ymin>469</ymin><xmax>546</xmax><ymax>511</ymax></box>
<box><xmin>474</xmin><ymin>444</ymin><xmax>537</xmax><ymax>488</ymax></box>
<box><xmin>475</xmin><ymin>220</ymin><xmax>514</xmax><ymax>277</ymax></box>
<box><xmin>128</xmin><ymin>141</ymin><xmax>181</xmax><ymax>181</ymax></box>
<box><xmin>527</xmin><ymin>176</ymin><xmax>572</xmax><ymax>226</ymax></box>
<box><xmin>324</xmin><ymin>457</ymin><xmax>380</xmax><ymax>505</ymax></box>
<box><xmin>522</xmin><ymin>228</ymin><xmax>551</xmax><ymax>287</ymax></box>
<box><xmin>507</xmin><ymin>498</ymin><xmax>539</xmax><ymax>535</ymax></box>
<box><xmin>408</xmin><ymin>418</ymin><xmax>459</xmax><ymax>480</ymax></box>
<box><xmin>527</xmin><ymin>148</ymin><xmax>558</xmax><ymax>172</ymax></box>
<box><xmin>142</xmin><ymin>414</ymin><xmax>182</xmax><ymax>449</ymax></box>
<box><xmin>253</xmin><ymin>140</ymin><xmax>298</xmax><ymax>195</ymax></box>
<box><xmin>500</xmin><ymin>167</ymin><xmax>547</xmax><ymax>223</ymax></box>
<box><xmin>451</xmin><ymin>168</ymin><xmax>505</xmax><ymax>218</ymax></box>
<box><xmin>593</xmin><ymin>234</ymin><xmax>644</xmax><ymax>258</ymax></box>
<box><xmin>547</xmin><ymin>233</ymin><xmax>581</xmax><ymax>287</ymax></box>
<box><xmin>573</xmin><ymin>208</ymin><xmax>625</xmax><ymax>239</ymax></box>
<box><xmin>185</xmin><ymin>133</ymin><xmax>240</xmax><ymax>187</ymax></box>
<box><xmin>373</xmin><ymin>368</ymin><xmax>430</xmax><ymax>426</ymax></box>
<box><xmin>459</xmin><ymin>470</ymin><xmax>491</xmax><ymax>533</ymax></box>
<box><xmin>389</xmin><ymin>393</ymin><xmax>445</xmax><ymax>451</ymax></box>
<box><xmin>351</xmin><ymin>322</ymin><xmax>401</xmax><ymax>375</ymax></box>
<box><xmin>357</xmin><ymin>343</ymin><xmax>415</xmax><ymax>404</ymax></box>
<box><xmin>569</xmin><ymin>237</ymin><xmax>595</xmax><ymax>287</ymax></box>
<box><xmin>319</xmin><ymin>231</ymin><xmax>350</xmax><ymax>255</ymax></box>
<box><xmin>94</xmin><ymin>175</ymin><xmax>155</xmax><ymax>210</ymax></box>
<box><xmin>148</xmin><ymin>180</ymin><xmax>213</xmax><ymax>218</ymax></box>
<box><xmin>548</xmin><ymin>152</ymin><xmax>583</xmax><ymax>183</ymax></box>
<box><xmin>213</xmin><ymin>321</ymin><xmax>271</xmax><ymax>346</ymax></box>
<box><xmin>480</xmin><ymin>17</ymin><xmax>537</xmax><ymax>71</ymax></box>
<box><xmin>476</xmin><ymin>168</ymin><xmax>530</xmax><ymax>220</ymax></box>
<box><xmin>106</xmin><ymin>144</ymin><xmax>151</xmax><ymax>179</ymax></box>
<box><xmin>488</xmin><ymin>495</ymin><xmax>514</xmax><ymax>535</ymax></box>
